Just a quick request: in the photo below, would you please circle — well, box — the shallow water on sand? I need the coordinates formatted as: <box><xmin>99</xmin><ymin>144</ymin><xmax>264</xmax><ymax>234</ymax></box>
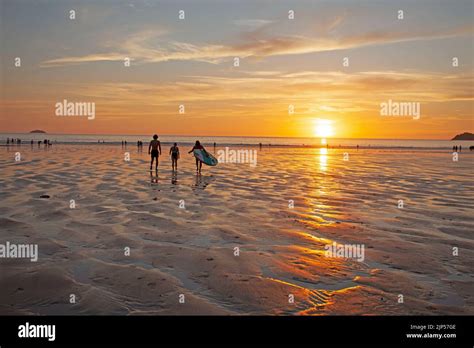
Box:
<box><xmin>0</xmin><ymin>144</ymin><xmax>473</xmax><ymax>315</ymax></box>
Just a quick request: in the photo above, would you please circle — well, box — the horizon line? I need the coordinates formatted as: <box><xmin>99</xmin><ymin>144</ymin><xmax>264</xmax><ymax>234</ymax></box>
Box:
<box><xmin>0</xmin><ymin>131</ymin><xmax>466</xmax><ymax>141</ymax></box>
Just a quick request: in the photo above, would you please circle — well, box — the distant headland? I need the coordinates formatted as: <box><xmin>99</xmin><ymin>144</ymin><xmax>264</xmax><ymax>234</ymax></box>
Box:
<box><xmin>451</xmin><ymin>132</ymin><xmax>474</xmax><ymax>140</ymax></box>
<box><xmin>30</xmin><ymin>130</ymin><xmax>46</xmax><ymax>134</ymax></box>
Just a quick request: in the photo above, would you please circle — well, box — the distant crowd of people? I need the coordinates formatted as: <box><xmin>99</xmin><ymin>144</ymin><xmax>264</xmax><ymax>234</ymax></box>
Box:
<box><xmin>6</xmin><ymin>138</ymin><xmax>53</xmax><ymax>146</ymax></box>
<box><xmin>454</xmin><ymin>145</ymin><xmax>474</xmax><ymax>151</ymax></box>
<box><xmin>5</xmin><ymin>137</ymin><xmax>472</xmax><ymax>154</ymax></box>
<box><xmin>6</xmin><ymin>138</ymin><xmax>23</xmax><ymax>145</ymax></box>
<box><xmin>120</xmin><ymin>140</ymin><xmax>144</xmax><ymax>149</ymax></box>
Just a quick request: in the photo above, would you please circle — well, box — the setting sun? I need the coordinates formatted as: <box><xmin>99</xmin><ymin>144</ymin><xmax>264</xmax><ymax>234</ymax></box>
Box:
<box><xmin>314</xmin><ymin>119</ymin><xmax>334</xmax><ymax>138</ymax></box>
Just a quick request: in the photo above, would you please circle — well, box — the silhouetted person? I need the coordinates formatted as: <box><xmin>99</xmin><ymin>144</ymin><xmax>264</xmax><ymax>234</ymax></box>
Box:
<box><xmin>148</xmin><ymin>134</ymin><xmax>161</xmax><ymax>171</ymax></box>
<box><xmin>170</xmin><ymin>142</ymin><xmax>180</xmax><ymax>171</ymax></box>
<box><xmin>188</xmin><ymin>140</ymin><xmax>206</xmax><ymax>173</ymax></box>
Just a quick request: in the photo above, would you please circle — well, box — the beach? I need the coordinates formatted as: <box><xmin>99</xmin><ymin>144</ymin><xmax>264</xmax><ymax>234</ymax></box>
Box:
<box><xmin>0</xmin><ymin>144</ymin><xmax>473</xmax><ymax>315</ymax></box>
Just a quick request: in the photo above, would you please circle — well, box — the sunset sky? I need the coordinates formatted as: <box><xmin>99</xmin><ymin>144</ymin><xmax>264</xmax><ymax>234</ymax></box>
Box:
<box><xmin>1</xmin><ymin>0</ymin><xmax>473</xmax><ymax>139</ymax></box>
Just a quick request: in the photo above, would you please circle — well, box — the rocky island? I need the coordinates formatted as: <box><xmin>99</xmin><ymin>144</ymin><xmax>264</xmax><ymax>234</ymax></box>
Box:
<box><xmin>451</xmin><ymin>132</ymin><xmax>474</xmax><ymax>140</ymax></box>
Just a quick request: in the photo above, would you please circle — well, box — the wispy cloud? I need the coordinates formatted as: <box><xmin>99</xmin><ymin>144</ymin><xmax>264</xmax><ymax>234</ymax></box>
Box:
<box><xmin>233</xmin><ymin>19</ymin><xmax>274</xmax><ymax>27</ymax></box>
<box><xmin>41</xmin><ymin>17</ymin><xmax>473</xmax><ymax>68</ymax></box>
<box><xmin>53</xmin><ymin>70</ymin><xmax>473</xmax><ymax>111</ymax></box>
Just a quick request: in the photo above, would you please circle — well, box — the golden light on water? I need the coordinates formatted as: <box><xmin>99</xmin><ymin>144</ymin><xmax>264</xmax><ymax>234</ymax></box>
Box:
<box><xmin>319</xmin><ymin>147</ymin><xmax>328</xmax><ymax>171</ymax></box>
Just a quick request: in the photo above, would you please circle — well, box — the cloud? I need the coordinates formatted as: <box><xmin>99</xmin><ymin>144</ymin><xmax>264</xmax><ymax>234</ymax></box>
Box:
<box><xmin>41</xmin><ymin>21</ymin><xmax>473</xmax><ymax>68</ymax></box>
<box><xmin>55</xmin><ymin>70</ymin><xmax>473</xmax><ymax>110</ymax></box>
<box><xmin>3</xmin><ymin>69</ymin><xmax>472</xmax><ymax>134</ymax></box>
<box><xmin>40</xmin><ymin>53</ymin><xmax>125</xmax><ymax>67</ymax></box>
<box><xmin>233</xmin><ymin>19</ymin><xmax>274</xmax><ymax>27</ymax></box>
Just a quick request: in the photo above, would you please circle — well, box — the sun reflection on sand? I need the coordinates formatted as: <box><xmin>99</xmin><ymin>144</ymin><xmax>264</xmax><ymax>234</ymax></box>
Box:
<box><xmin>297</xmin><ymin>231</ymin><xmax>333</xmax><ymax>245</ymax></box>
<box><xmin>318</xmin><ymin>147</ymin><xmax>328</xmax><ymax>171</ymax></box>
<box><xmin>3</xmin><ymin>144</ymin><xmax>472</xmax><ymax>316</ymax></box>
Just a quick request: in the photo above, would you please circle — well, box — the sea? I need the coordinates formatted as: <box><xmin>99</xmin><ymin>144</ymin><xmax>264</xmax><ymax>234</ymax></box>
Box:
<box><xmin>1</xmin><ymin>133</ymin><xmax>473</xmax><ymax>150</ymax></box>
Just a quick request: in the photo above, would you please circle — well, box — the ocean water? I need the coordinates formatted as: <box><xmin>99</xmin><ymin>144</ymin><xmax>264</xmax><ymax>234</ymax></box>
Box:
<box><xmin>1</xmin><ymin>133</ymin><xmax>474</xmax><ymax>149</ymax></box>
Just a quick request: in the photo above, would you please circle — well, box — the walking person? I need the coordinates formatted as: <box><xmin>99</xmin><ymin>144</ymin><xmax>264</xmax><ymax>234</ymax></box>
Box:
<box><xmin>169</xmin><ymin>143</ymin><xmax>180</xmax><ymax>171</ymax></box>
<box><xmin>148</xmin><ymin>134</ymin><xmax>161</xmax><ymax>171</ymax></box>
<box><xmin>188</xmin><ymin>140</ymin><xmax>207</xmax><ymax>174</ymax></box>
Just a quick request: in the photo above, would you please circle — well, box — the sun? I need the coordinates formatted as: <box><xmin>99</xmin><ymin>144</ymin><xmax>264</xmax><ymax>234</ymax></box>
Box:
<box><xmin>314</xmin><ymin>119</ymin><xmax>334</xmax><ymax>138</ymax></box>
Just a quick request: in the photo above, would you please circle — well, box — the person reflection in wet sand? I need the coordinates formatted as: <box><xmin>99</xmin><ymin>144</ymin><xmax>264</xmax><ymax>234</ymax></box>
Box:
<box><xmin>171</xmin><ymin>171</ymin><xmax>178</xmax><ymax>185</ymax></box>
<box><xmin>193</xmin><ymin>173</ymin><xmax>202</xmax><ymax>189</ymax></box>
<box><xmin>192</xmin><ymin>173</ymin><xmax>211</xmax><ymax>191</ymax></box>
<box><xmin>150</xmin><ymin>171</ymin><xmax>158</xmax><ymax>184</ymax></box>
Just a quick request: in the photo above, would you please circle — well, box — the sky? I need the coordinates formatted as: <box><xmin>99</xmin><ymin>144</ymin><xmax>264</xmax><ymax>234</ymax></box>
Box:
<box><xmin>1</xmin><ymin>0</ymin><xmax>473</xmax><ymax>139</ymax></box>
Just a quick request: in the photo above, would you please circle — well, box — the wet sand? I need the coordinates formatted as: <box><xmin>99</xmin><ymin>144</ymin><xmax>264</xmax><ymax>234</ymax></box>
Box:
<box><xmin>0</xmin><ymin>144</ymin><xmax>473</xmax><ymax>315</ymax></box>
